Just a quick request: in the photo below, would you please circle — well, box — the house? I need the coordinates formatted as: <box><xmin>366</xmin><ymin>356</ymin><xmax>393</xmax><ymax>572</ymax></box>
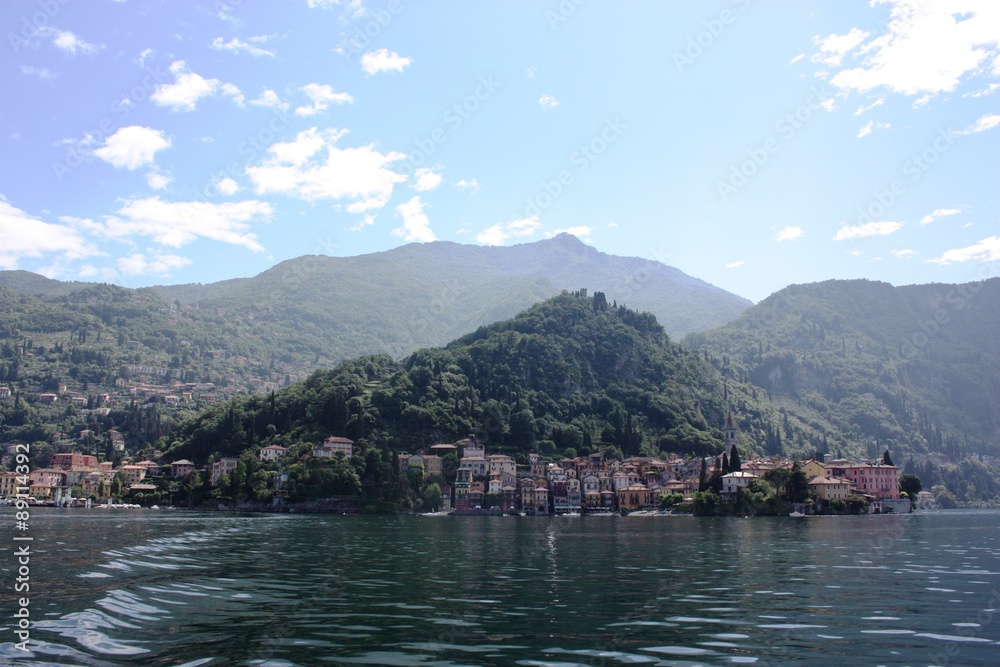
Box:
<box><xmin>617</xmin><ymin>483</ymin><xmax>653</xmax><ymax>511</ymax></box>
<box><xmin>120</xmin><ymin>465</ymin><xmax>147</xmax><ymax>486</ymax></box>
<box><xmin>0</xmin><ymin>386</ymin><xmax>11</xmax><ymax>398</ymax></box>
<box><xmin>52</xmin><ymin>452</ymin><xmax>99</xmax><ymax>471</ymax></box>
<box><xmin>488</xmin><ymin>454</ymin><xmax>516</xmax><ymax>477</ymax></box>
<box><xmin>171</xmin><ymin>460</ymin><xmax>196</xmax><ymax>479</ymax></box>
<box><xmin>29</xmin><ymin>468</ymin><xmax>67</xmax><ymax>493</ymax></box>
<box><xmin>458</xmin><ymin>456</ymin><xmax>488</xmax><ymax>479</ymax></box>
<box><xmin>38</xmin><ymin>393</ymin><xmax>57</xmax><ymax>405</ymax></box>
<box><xmin>0</xmin><ymin>471</ymin><xmax>19</xmax><ymax>498</ymax></box>
<box><xmin>721</xmin><ymin>471</ymin><xmax>757</xmax><ymax>495</ymax></box>
<box><xmin>135</xmin><ymin>460</ymin><xmax>161</xmax><ymax>476</ymax></box>
<box><xmin>799</xmin><ymin>459</ymin><xmax>827</xmax><ymax>481</ymax></box>
<box><xmin>313</xmin><ymin>437</ymin><xmax>353</xmax><ymax>459</ymax></box>
<box><xmin>808</xmin><ymin>475</ymin><xmax>852</xmax><ymax>501</ymax></box>
<box><xmin>108</xmin><ymin>430</ymin><xmax>125</xmax><ymax>451</ymax></box>
<box><xmin>469</xmin><ymin>481</ymin><xmax>485</xmax><ymax>508</ymax></box>
<box><xmin>459</xmin><ymin>438</ymin><xmax>484</xmax><ymax>459</ymax></box>
<box><xmin>259</xmin><ymin>444</ymin><xmax>287</xmax><ymax>462</ymax></box>
<box><xmin>211</xmin><ymin>458</ymin><xmax>240</xmax><ymax>486</ymax></box>
<box><xmin>837</xmin><ymin>462</ymin><xmax>900</xmax><ymax>499</ymax></box>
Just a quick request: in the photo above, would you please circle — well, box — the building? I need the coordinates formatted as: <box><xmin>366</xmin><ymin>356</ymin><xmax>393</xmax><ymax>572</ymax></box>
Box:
<box><xmin>617</xmin><ymin>483</ymin><xmax>653</xmax><ymax>511</ymax></box>
<box><xmin>488</xmin><ymin>454</ymin><xmax>516</xmax><ymax>477</ymax></box>
<box><xmin>0</xmin><ymin>471</ymin><xmax>20</xmax><ymax>498</ymax></box>
<box><xmin>313</xmin><ymin>437</ymin><xmax>353</xmax><ymax>459</ymax></box>
<box><xmin>171</xmin><ymin>460</ymin><xmax>196</xmax><ymax>479</ymax></box>
<box><xmin>120</xmin><ymin>465</ymin><xmax>147</xmax><ymax>486</ymax></box>
<box><xmin>724</xmin><ymin>412</ymin><xmax>739</xmax><ymax>460</ymax></box>
<box><xmin>0</xmin><ymin>386</ymin><xmax>11</xmax><ymax>399</ymax></box>
<box><xmin>211</xmin><ymin>458</ymin><xmax>240</xmax><ymax>486</ymax></box>
<box><xmin>458</xmin><ymin>456</ymin><xmax>488</xmax><ymax>479</ymax></box>
<box><xmin>259</xmin><ymin>444</ymin><xmax>288</xmax><ymax>462</ymax></box>
<box><xmin>52</xmin><ymin>452</ymin><xmax>99</xmax><ymax>471</ymax></box>
<box><xmin>721</xmin><ymin>471</ymin><xmax>757</xmax><ymax>495</ymax></box>
<box><xmin>38</xmin><ymin>393</ymin><xmax>57</xmax><ymax>405</ymax></box>
<box><xmin>808</xmin><ymin>475</ymin><xmax>852</xmax><ymax>502</ymax></box>
<box><xmin>836</xmin><ymin>462</ymin><xmax>900</xmax><ymax>499</ymax></box>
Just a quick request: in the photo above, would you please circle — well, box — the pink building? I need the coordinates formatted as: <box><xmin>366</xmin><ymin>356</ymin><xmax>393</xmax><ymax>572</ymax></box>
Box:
<box><xmin>835</xmin><ymin>463</ymin><xmax>899</xmax><ymax>499</ymax></box>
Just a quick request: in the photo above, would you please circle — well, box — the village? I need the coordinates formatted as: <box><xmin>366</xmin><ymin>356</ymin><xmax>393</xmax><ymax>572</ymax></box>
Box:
<box><xmin>0</xmin><ymin>414</ymin><xmax>921</xmax><ymax>515</ymax></box>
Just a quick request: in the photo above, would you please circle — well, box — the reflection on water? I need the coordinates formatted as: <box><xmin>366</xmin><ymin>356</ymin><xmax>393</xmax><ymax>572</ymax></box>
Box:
<box><xmin>1</xmin><ymin>510</ymin><xmax>998</xmax><ymax>666</ymax></box>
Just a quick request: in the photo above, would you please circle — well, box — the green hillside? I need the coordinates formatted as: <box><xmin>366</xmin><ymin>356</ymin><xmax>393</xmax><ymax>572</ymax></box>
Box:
<box><xmin>166</xmin><ymin>290</ymin><xmax>774</xmax><ymax>466</ymax></box>
<box><xmin>686</xmin><ymin>278</ymin><xmax>1000</xmax><ymax>493</ymax></box>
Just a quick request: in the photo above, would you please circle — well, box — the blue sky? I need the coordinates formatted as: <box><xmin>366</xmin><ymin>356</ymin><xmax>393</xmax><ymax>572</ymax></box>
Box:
<box><xmin>1</xmin><ymin>0</ymin><xmax>998</xmax><ymax>302</ymax></box>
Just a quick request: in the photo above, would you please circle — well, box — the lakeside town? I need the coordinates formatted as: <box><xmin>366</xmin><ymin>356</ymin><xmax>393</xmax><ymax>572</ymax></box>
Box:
<box><xmin>2</xmin><ymin>414</ymin><xmax>936</xmax><ymax>516</ymax></box>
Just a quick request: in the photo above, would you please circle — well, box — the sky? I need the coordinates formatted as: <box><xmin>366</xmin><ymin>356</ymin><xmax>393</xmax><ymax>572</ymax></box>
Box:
<box><xmin>1</xmin><ymin>0</ymin><xmax>998</xmax><ymax>303</ymax></box>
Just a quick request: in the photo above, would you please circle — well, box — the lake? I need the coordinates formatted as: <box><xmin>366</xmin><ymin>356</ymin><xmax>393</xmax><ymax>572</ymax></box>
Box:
<box><xmin>2</xmin><ymin>509</ymin><xmax>999</xmax><ymax>666</ymax></box>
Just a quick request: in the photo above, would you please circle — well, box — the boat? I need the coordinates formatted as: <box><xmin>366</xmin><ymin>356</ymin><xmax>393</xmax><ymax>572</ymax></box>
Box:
<box><xmin>789</xmin><ymin>511</ymin><xmax>805</xmax><ymax>517</ymax></box>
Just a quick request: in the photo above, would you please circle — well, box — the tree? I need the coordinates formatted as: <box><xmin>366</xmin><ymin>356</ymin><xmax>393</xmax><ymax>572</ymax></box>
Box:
<box><xmin>698</xmin><ymin>457</ymin><xmax>708</xmax><ymax>492</ymax></box>
<box><xmin>899</xmin><ymin>474</ymin><xmax>922</xmax><ymax>503</ymax></box>
<box><xmin>786</xmin><ymin>462</ymin><xmax>809</xmax><ymax>503</ymax></box>
<box><xmin>882</xmin><ymin>450</ymin><xmax>894</xmax><ymax>467</ymax></box>
<box><xmin>422</xmin><ymin>482</ymin><xmax>442</xmax><ymax>511</ymax></box>
<box><xmin>729</xmin><ymin>447</ymin><xmax>741</xmax><ymax>473</ymax></box>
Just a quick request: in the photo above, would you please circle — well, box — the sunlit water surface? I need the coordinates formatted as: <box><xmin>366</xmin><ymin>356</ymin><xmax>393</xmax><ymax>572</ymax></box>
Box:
<box><xmin>2</xmin><ymin>509</ymin><xmax>999</xmax><ymax>666</ymax></box>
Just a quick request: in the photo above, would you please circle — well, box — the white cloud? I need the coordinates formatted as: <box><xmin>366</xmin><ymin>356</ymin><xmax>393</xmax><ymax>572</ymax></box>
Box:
<box><xmin>393</xmin><ymin>196</ymin><xmax>436</xmax><ymax>243</ymax></box>
<box><xmin>151</xmin><ymin>61</ymin><xmax>236</xmax><ymax>111</ymax></box>
<box><xmin>957</xmin><ymin>113</ymin><xmax>1000</xmax><ymax>134</ymax></box>
<box><xmin>964</xmin><ymin>82</ymin><xmax>1000</xmax><ymax>97</ymax></box>
<box><xmin>833</xmin><ymin>220</ymin><xmax>903</xmax><ymax>240</ymax></box>
<box><xmin>455</xmin><ymin>178</ymin><xmax>480</xmax><ymax>193</ymax></box>
<box><xmin>0</xmin><ymin>200</ymin><xmax>99</xmax><ymax>270</ymax></box>
<box><xmin>476</xmin><ymin>216</ymin><xmax>542</xmax><ymax>245</ymax></box>
<box><xmin>100</xmin><ymin>197</ymin><xmax>270</xmax><ymax>252</ymax></box>
<box><xmin>246</xmin><ymin>127</ymin><xmax>406</xmax><ymax>214</ymax></box>
<box><xmin>726</xmin><ymin>260</ymin><xmax>745</xmax><ymax>269</ymax></box>
<box><xmin>412</xmin><ymin>167</ymin><xmax>443</xmax><ymax>192</ymax></box>
<box><xmin>775</xmin><ymin>226</ymin><xmax>804</xmax><ymax>242</ymax></box>
<box><xmin>857</xmin><ymin>119</ymin><xmax>891</xmax><ymax>138</ymax></box>
<box><xmin>146</xmin><ymin>172</ymin><xmax>172</xmax><ymax>190</ymax></box>
<box><xmin>360</xmin><ymin>48</ymin><xmax>412</xmax><ymax>75</ymax></box>
<box><xmin>135</xmin><ymin>48</ymin><xmax>154</xmax><ymax>68</ymax></box>
<box><xmin>920</xmin><ymin>208</ymin><xmax>961</xmax><ymax>225</ymax></box>
<box><xmin>790</xmin><ymin>53</ymin><xmax>805</xmax><ymax>64</ymax></box>
<box><xmin>812</xmin><ymin>27</ymin><xmax>869</xmax><ymax>66</ymax></box>
<box><xmin>891</xmin><ymin>248</ymin><xmax>918</xmax><ymax>259</ymax></box>
<box><xmin>249</xmin><ymin>89</ymin><xmax>290</xmax><ymax>111</ymax></box>
<box><xmin>928</xmin><ymin>236</ymin><xmax>1000</xmax><ymax>264</ymax></box>
<box><xmin>93</xmin><ymin>126</ymin><xmax>171</xmax><ymax>170</ymax></box>
<box><xmin>526</xmin><ymin>66</ymin><xmax>537</xmax><ymax>78</ymax></box>
<box><xmin>539</xmin><ymin>94</ymin><xmax>559</xmax><ymax>109</ymax></box>
<box><xmin>854</xmin><ymin>98</ymin><xmax>884</xmax><ymax>115</ymax></box>
<box><xmin>822</xmin><ymin>1</ymin><xmax>1000</xmax><ymax>97</ymax></box>
<box><xmin>46</xmin><ymin>28</ymin><xmax>102</xmax><ymax>55</ymax></box>
<box><xmin>220</xmin><ymin>82</ymin><xmax>245</xmax><ymax>107</ymax></box>
<box><xmin>117</xmin><ymin>252</ymin><xmax>191</xmax><ymax>276</ymax></box>
<box><xmin>349</xmin><ymin>214</ymin><xmax>376</xmax><ymax>231</ymax></box>
<box><xmin>21</xmin><ymin>65</ymin><xmax>55</xmax><ymax>81</ymax></box>
<box><xmin>211</xmin><ymin>36</ymin><xmax>275</xmax><ymax>57</ymax></box>
<box><xmin>295</xmin><ymin>83</ymin><xmax>354</xmax><ymax>116</ymax></box>
<box><xmin>216</xmin><ymin>177</ymin><xmax>240</xmax><ymax>195</ymax></box>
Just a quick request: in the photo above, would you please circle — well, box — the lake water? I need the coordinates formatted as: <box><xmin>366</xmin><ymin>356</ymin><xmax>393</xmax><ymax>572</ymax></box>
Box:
<box><xmin>2</xmin><ymin>509</ymin><xmax>999</xmax><ymax>666</ymax></box>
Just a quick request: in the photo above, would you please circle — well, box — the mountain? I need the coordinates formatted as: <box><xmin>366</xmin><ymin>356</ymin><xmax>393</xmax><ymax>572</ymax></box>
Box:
<box><xmin>686</xmin><ymin>278</ymin><xmax>1000</xmax><ymax>467</ymax></box>
<box><xmin>166</xmin><ymin>290</ymin><xmax>774</xmax><ymax>467</ymax></box>
<box><xmin>0</xmin><ymin>235</ymin><xmax>750</xmax><ymax>367</ymax></box>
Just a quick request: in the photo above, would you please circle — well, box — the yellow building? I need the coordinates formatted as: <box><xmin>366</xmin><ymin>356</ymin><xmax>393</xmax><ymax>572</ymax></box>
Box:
<box><xmin>800</xmin><ymin>460</ymin><xmax>827</xmax><ymax>480</ymax></box>
<box><xmin>808</xmin><ymin>475</ymin><xmax>852</xmax><ymax>501</ymax></box>
<box><xmin>617</xmin><ymin>483</ymin><xmax>653</xmax><ymax>511</ymax></box>
<box><xmin>0</xmin><ymin>471</ymin><xmax>20</xmax><ymax>499</ymax></box>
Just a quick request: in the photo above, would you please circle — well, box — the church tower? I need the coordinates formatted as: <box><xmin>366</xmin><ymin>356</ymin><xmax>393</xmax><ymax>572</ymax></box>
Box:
<box><xmin>724</xmin><ymin>411</ymin><xmax>739</xmax><ymax>460</ymax></box>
